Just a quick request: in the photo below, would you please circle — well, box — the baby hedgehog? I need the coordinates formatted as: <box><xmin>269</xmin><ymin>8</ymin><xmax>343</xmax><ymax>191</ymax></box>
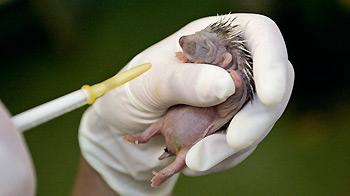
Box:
<box><xmin>124</xmin><ymin>17</ymin><xmax>255</xmax><ymax>187</ymax></box>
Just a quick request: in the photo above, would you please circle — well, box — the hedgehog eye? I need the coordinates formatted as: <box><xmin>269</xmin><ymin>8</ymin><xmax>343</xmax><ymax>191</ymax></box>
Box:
<box><xmin>197</xmin><ymin>42</ymin><xmax>210</xmax><ymax>55</ymax></box>
<box><xmin>199</xmin><ymin>45</ymin><xmax>209</xmax><ymax>53</ymax></box>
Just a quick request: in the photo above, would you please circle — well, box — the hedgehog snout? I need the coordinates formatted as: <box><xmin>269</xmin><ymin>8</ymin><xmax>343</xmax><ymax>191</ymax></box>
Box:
<box><xmin>179</xmin><ymin>36</ymin><xmax>185</xmax><ymax>47</ymax></box>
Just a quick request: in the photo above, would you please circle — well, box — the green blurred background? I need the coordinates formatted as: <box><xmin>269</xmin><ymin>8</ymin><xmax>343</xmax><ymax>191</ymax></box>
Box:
<box><xmin>1</xmin><ymin>0</ymin><xmax>349</xmax><ymax>195</ymax></box>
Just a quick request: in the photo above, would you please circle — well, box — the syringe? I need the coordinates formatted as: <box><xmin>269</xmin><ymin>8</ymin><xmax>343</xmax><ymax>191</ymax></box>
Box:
<box><xmin>12</xmin><ymin>63</ymin><xmax>151</xmax><ymax>132</ymax></box>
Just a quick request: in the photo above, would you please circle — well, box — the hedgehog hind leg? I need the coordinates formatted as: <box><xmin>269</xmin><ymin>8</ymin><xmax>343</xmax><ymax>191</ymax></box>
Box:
<box><xmin>123</xmin><ymin>119</ymin><xmax>163</xmax><ymax>144</ymax></box>
<box><xmin>151</xmin><ymin>148</ymin><xmax>188</xmax><ymax>187</ymax></box>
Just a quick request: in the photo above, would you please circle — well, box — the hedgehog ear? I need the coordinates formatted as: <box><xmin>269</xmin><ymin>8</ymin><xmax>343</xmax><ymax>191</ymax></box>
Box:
<box><xmin>204</xmin><ymin>39</ymin><xmax>216</xmax><ymax>54</ymax></box>
<box><xmin>220</xmin><ymin>52</ymin><xmax>232</xmax><ymax>69</ymax></box>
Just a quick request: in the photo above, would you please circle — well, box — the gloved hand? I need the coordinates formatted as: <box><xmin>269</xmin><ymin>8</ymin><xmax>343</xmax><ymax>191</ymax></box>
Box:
<box><xmin>80</xmin><ymin>13</ymin><xmax>294</xmax><ymax>195</ymax></box>
<box><xmin>0</xmin><ymin>102</ymin><xmax>36</xmax><ymax>196</ymax></box>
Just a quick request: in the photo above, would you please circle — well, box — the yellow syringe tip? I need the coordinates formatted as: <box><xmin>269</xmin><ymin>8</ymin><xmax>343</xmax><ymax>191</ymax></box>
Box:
<box><xmin>112</xmin><ymin>63</ymin><xmax>152</xmax><ymax>87</ymax></box>
<box><xmin>82</xmin><ymin>63</ymin><xmax>152</xmax><ymax>104</ymax></box>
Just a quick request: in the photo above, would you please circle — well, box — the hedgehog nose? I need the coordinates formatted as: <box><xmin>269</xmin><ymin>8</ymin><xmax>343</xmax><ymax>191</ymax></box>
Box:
<box><xmin>179</xmin><ymin>36</ymin><xmax>185</xmax><ymax>47</ymax></box>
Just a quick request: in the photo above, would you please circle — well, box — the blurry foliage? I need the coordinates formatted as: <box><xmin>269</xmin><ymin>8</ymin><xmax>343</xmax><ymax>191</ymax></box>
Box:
<box><xmin>0</xmin><ymin>0</ymin><xmax>349</xmax><ymax>195</ymax></box>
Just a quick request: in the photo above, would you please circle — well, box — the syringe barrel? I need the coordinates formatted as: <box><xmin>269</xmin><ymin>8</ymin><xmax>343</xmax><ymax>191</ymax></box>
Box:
<box><xmin>12</xmin><ymin>90</ymin><xmax>87</xmax><ymax>132</ymax></box>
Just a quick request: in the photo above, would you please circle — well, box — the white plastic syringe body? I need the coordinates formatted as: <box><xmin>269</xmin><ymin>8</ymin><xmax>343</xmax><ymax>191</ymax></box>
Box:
<box><xmin>12</xmin><ymin>90</ymin><xmax>88</xmax><ymax>132</ymax></box>
<box><xmin>11</xmin><ymin>63</ymin><xmax>151</xmax><ymax>133</ymax></box>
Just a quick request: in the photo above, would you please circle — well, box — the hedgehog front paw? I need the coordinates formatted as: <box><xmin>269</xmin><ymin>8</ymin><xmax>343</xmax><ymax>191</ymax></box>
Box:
<box><xmin>176</xmin><ymin>52</ymin><xmax>189</xmax><ymax>63</ymax></box>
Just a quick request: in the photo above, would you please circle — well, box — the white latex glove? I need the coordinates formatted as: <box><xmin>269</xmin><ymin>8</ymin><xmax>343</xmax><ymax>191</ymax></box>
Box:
<box><xmin>80</xmin><ymin>14</ymin><xmax>293</xmax><ymax>195</ymax></box>
<box><xmin>0</xmin><ymin>102</ymin><xmax>36</xmax><ymax>196</ymax></box>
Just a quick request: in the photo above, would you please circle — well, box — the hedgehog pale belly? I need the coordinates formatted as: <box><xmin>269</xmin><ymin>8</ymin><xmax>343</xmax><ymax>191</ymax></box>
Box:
<box><xmin>161</xmin><ymin>73</ymin><xmax>246</xmax><ymax>155</ymax></box>
<box><xmin>161</xmin><ymin>105</ymin><xmax>217</xmax><ymax>153</ymax></box>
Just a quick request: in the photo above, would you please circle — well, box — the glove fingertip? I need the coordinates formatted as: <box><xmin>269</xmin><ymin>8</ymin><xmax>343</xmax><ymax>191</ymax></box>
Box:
<box><xmin>226</xmin><ymin>125</ymin><xmax>254</xmax><ymax>151</ymax></box>
<box><xmin>185</xmin><ymin>145</ymin><xmax>207</xmax><ymax>172</ymax></box>
<box><xmin>195</xmin><ymin>65</ymin><xmax>235</xmax><ymax>105</ymax></box>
